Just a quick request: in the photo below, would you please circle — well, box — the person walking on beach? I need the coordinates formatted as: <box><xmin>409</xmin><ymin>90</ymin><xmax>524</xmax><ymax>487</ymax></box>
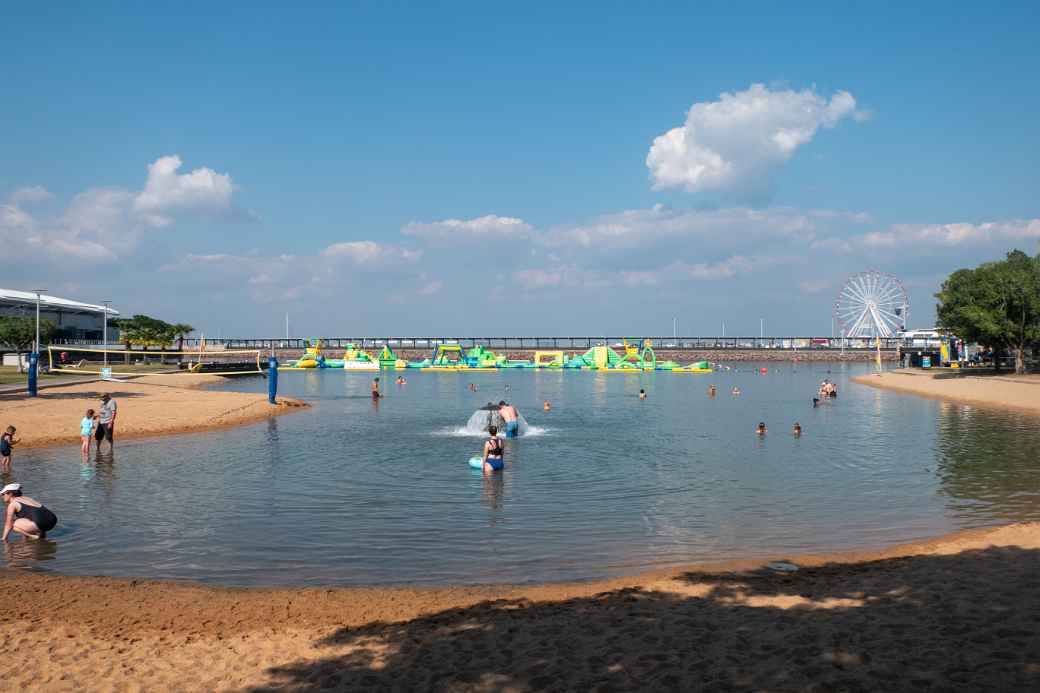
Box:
<box><xmin>481</xmin><ymin>425</ymin><xmax>505</xmax><ymax>473</ymax></box>
<box><xmin>80</xmin><ymin>409</ymin><xmax>96</xmax><ymax>457</ymax></box>
<box><xmin>2</xmin><ymin>483</ymin><xmax>57</xmax><ymax>540</ymax></box>
<box><xmin>371</xmin><ymin>377</ymin><xmax>381</xmax><ymax>399</ymax></box>
<box><xmin>96</xmin><ymin>394</ymin><xmax>117</xmax><ymax>452</ymax></box>
<box><xmin>499</xmin><ymin>401</ymin><xmax>519</xmax><ymax>438</ymax></box>
<box><xmin>0</xmin><ymin>426</ymin><xmax>18</xmax><ymax>468</ymax></box>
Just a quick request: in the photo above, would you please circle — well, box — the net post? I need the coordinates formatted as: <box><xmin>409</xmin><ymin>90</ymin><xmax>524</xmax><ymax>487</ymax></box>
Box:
<box><xmin>27</xmin><ymin>351</ymin><xmax>39</xmax><ymax>397</ymax></box>
<box><xmin>268</xmin><ymin>354</ymin><xmax>278</xmax><ymax>404</ymax></box>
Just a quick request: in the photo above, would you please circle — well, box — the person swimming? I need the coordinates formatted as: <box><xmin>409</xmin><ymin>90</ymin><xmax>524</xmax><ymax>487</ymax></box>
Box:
<box><xmin>756</xmin><ymin>422</ymin><xmax>767</xmax><ymax>435</ymax></box>
<box><xmin>371</xmin><ymin>377</ymin><xmax>381</xmax><ymax>399</ymax></box>
<box><xmin>731</xmin><ymin>387</ymin><xmax>741</xmax><ymax>396</ymax></box>
<box><xmin>469</xmin><ymin>383</ymin><xmax>478</xmax><ymax>392</ymax></box>
<box><xmin>793</xmin><ymin>422</ymin><xmax>802</xmax><ymax>436</ymax></box>
<box><xmin>395</xmin><ymin>376</ymin><xmax>406</xmax><ymax>385</ymax></box>
<box><xmin>639</xmin><ymin>389</ymin><xmax>647</xmax><ymax>400</ymax></box>
<box><xmin>482</xmin><ymin>425</ymin><xmax>505</xmax><ymax>472</ymax></box>
<box><xmin>543</xmin><ymin>399</ymin><xmax>551</xmax><ymax>412</ymax></box>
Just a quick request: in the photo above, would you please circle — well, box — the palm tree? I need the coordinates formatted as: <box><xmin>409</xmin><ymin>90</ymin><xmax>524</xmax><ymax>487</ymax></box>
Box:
<box><xmin>172</xmin><ymin>323</ymin><xmax>195</xmax><ymax>365</ymax></box>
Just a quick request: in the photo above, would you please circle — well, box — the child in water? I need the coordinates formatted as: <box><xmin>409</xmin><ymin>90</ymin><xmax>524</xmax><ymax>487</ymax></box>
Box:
<box><xmin>639</xmin><ymin>389</ymin><xmax>647</xmax><ymax>400</ymax></box>
<box><xmin>732</xmin><ymin>387</ymin><xmax>741</xmax><ymax>396</ymax></box>
<box><xmin>793</xmin><ymin>422</ymin><xmax>802</xmax><ymax>436</ymax></box>
<box><xmin>0</xmin><ymin>426</ymin><xmax>18</xmax><ymax>468</ymax></box>
<box><xmin>543</xmin><ymin>399</ymin><xmax>551</xmax><ymax>411</ymax></box>
<box><xmin>756</xmin><ymin>422</ymin><xmax>767</xmax><ymax>435</ymax></box>
<box><xmin>80</xmin><ymin>409</ymin><xmax>96</xmax><ymax>456</ymax></box>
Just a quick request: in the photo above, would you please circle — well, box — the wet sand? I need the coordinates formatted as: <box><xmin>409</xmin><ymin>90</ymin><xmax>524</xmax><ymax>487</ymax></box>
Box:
<box><xmin>852</xmin><ymin>369</ymin><xmax>1040</xmax><ymax>415</ymax></box>
<box><xmin>0</xmin><ymin>374</ymin><xmax>307</xmax><ymax>449</ymax></box>
<box><xmin>0</xmin><ymin>523</ymin><xmax>1036</xmax><ymax>691</ymax></box>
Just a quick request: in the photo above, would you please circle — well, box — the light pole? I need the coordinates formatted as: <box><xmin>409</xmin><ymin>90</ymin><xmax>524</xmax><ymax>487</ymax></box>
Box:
<box><xmin>760</xmin><ymin>317</ymin><xmax>764</xmax><ymax>339</ymax></box>
<box><xmin>28</xmin><ymin>288</ymin><xmax>47</xmax><ymax>397</ymax></box>
<box><xmin>102</xmin><ymin>300</ymin><xmax>112</xmax><ymax>367</ymax></box>
<box><xmin>673</xmin><ymin>317</ymin><xmax>677</xmax><ymax>340</ymax></box>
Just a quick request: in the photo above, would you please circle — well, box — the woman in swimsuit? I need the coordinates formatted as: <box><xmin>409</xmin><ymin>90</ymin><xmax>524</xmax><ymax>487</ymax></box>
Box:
<box><xmin>2</xmin><ymin>483</ymin><xmax>58</xmax><ymax>540</ymax></box>
<box><xmin>482</xmin><ymin>425</ymin><xmax>505</xmax><ymax>473</ymax></box>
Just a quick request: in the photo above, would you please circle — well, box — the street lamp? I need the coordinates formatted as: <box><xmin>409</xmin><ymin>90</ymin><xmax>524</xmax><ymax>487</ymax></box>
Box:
<box><xmin>28</xmin><ymin>288</ymin><xmax>47</xmax><ymax>397</ymax></box>
<box><xmin>32</xmin><ymin>289</ymin><xmax>47</xmax><ymax>352</ymax></box>
<box><xmin>102</xmin><ymin>300</ymin><xmax>112</xmax><ymax>367</ymax></box>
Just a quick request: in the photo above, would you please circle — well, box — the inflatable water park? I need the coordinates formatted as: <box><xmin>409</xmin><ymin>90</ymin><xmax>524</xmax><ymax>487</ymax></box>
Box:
<box><xmin>282</xmin><ymin>339</ymin><xmax>712</xmax><ymax>373</ymax></box>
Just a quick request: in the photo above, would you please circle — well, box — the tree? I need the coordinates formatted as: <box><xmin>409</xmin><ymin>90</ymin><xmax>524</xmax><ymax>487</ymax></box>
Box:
<box><xmin>113</xmin><ymin>315</ymin><xmax>179</xmax><ymax>364</ymax></box>
<box><xmin>0</xmin><ymin>317</ymin><xmax>57</xmax><ymax>372</ymax></box>
<box><xmin>936</xmin><ymin>250</ymin><xmax>1040</xmax><ymax>373</ymax></box>
<box><xmin>171</xmin><ymin>323</ymin><xmax>195</xmax><ymax>352</ymax></box>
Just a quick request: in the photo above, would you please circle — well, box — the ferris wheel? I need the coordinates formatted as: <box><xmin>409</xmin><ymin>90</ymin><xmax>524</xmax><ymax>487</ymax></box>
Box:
<box><xmin>833</xmin><ymin>270</ymin><xmax>908</xmax><ymax>338</ymax></box>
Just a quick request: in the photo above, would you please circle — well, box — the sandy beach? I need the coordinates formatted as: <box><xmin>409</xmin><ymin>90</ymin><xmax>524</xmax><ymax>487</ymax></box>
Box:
<box><xmin>852</xmin><ymin>369</ymin><xmax>1040</xmax><ymax>415</ymax></box>
<box><xmin>0</xmin><ymin>523</ymin><xmax>1035</xmax><ymax>691</ymax></box>
<box><xmin>0</xmin><ymin>374</ymin><xmax>308</xmax><ymax>449</ymax></box>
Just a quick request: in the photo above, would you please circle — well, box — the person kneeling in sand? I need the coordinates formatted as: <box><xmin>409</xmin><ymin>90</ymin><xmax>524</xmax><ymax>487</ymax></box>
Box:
<box><xmin>2</xmin><ymin>483</ymin><xmax>57</xmax><ymax>541</ymax></box>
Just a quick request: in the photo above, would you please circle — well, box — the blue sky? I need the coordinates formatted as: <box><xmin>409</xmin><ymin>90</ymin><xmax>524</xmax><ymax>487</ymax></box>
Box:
<box><xmin>3</xmin><ymin>2</ymin><xmax>1039</xmax><ymax>336</ymax></box>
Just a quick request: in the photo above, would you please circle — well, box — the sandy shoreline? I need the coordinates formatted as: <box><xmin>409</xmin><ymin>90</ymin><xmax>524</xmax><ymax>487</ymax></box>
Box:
<box><xmin>0</xmin><ymin>374</ymin><xmax>308</xmax><ymax>449</ymax></box>
<box><xmin>852</xmin><ymin>369</ymin><xmax>1040</xmax><ymax>415</ymax></box>
<box><xmin>1</xmin><ymin>522</ymin><xmax>1037</xmax><ymax>690</ymax></box>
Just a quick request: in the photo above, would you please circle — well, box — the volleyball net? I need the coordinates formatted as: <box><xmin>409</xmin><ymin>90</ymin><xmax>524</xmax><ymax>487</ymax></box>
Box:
<box><xmin>46</xmin><ymin>346</ymin><xmax>264</xmax><ymax>377</ymax></box>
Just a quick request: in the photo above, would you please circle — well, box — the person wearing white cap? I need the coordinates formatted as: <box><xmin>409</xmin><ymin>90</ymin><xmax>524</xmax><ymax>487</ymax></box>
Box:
<box><xmin>1</xmin><ymin>483</ymin><xmax>57</xmax><ymax>540</ymax></box>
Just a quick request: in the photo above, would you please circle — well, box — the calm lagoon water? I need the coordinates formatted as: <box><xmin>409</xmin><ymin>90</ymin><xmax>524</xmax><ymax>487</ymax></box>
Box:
<box><xmin>4</xmin><ymin>363</ymin><xmax>1040</xmax><ymax>586</ymax></box>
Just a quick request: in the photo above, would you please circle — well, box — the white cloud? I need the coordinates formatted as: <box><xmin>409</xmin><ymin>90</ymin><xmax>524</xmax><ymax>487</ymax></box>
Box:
<box><xmin>646</xmin><ymin>84</ymin><xmax>861</xmax><ymax>198</ymax></box>
<box><xmin>798</xmin><ymin>279</ymin><xmax>832</xmax><ymax>294</ymax></box>
<box><xmin>8</xmin><ymin>186</ymin><xmax>54</xmax><ymax>205</ymax></box>
<box><xmin>322</xmin><ymin>240</ymin><xmax>421</xmax><ymax>265</ymax></box>
<box><xmin>512</xmin><ymin>266</ymin><xmax>608</xmax><ymax>291</ymax></box>
<box><xmin>133</xmin><ymin>155</ymin><xmax>236</xmax><ymax>227</ymax></box>
<box><xmin>0</xmin><ymin>155</ymin><xmax>247</xmax><ymax>263</ymax></box>
<box><xmin>402</xmin><ymin>214</ymin><xmax>533</xmax><ymax>242</ymax></box>
<box><xmin>543</xmin><ymin>204</ymin><xmax>869</xmax><ymax>250</ymax></box>
<box><xmin>418</xmin><ymin>280</ymin><xmax>443</xmax><ymax>296</ymax></box>
<box><xmin>860</xmin><ymin>219</ymin><xmax>1040</xmax><ymax>248</ymax></box>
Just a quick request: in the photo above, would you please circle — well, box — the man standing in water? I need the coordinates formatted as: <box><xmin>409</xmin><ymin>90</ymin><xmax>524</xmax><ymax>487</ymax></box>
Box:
<box><xmin>96</xmin><ymin>393</ymin><xmax>117</xmax><ymax>452</ymax></box>
<box><xmin>371</xmin><ymin>377</ymin><xmax>381</xmax><ymax>399</ymax></box>
<box><xmin>499</xmin><ymin>400</ymin><xmax>519</xmax><ymax>438</ymax></box>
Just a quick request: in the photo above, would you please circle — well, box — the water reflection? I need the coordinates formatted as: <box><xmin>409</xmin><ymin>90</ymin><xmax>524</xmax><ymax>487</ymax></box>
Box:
<box><xmin>3</xmin><ymin>537</ymin><xmax>58</xmax><ymax>566</ymax></box>
<box><xmin>481</xmin><ymin>472</ymin><xmax>506</xmax><ymax>517</ymax></box>
<box><xmin>935</xmin><ymin>403</ymin><xmax>1040</xmax><ymax>522</ymax></box>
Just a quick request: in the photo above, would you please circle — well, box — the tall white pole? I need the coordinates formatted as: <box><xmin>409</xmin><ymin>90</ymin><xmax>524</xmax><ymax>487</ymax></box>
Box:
<box><xmin>673</xmin><ymin>317</ymin><xmax>677</xmax><ymax>339</ymax></box>
<box><xmin>722</xmin><ymin>320</ymin><xmax>726</xmax><ymax>338</ymax></box>
<box><xmin>32</xmin><ymin>289</ymin><xmax>47</xmax><ymax>353</ymax></box>
<box><xmin>285</xmin><ymin>312</ymin><xmax>289</xmax><ymax>340</ymax></box>
<box><xmin>102</xmin><ymin>300</ymin><xmax>112</xmax><ymax>367</ymax></box>
<box><xmin>760</xmin><ymin>317</ymin><xmax>764</xmax><ymax>338</ymax></box>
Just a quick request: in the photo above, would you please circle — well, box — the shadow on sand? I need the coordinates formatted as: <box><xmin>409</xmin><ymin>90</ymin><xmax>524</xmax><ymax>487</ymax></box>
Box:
<box><xmin>0</xmin><ymin>390</ymin><xmax>146</xmax><ymax>402</ymax></box>
<box><xmin>242</xmin><ymin>546</ymin><xmax>1040</xmax><ymax>691</ymax></box>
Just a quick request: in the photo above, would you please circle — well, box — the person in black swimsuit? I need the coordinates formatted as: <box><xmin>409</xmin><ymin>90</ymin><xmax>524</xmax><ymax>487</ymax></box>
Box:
<box><xmin>2</xmin><ymin>483</ymin><xmax>57</xmax><ymax>540</ymax></box>
<box><xmin>481</xmin><ymin>425</ymin><xmax>505</xmax><ymax>473</ymax></box>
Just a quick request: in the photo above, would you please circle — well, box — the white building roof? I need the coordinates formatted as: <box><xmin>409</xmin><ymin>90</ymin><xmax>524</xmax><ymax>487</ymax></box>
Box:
<box><xmin>0</xmin><ymin>289</ymin><xmax>120</xmax><ymax>316</ymax></box>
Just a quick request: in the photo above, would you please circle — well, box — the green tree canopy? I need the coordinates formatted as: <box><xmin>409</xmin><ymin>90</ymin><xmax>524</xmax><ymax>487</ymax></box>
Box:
<box><xmin>0</xmin><ymin>316</ymin><xmax>57</xmax><ymax>372</ymax></box>
<box><xmin>936</xmin><ymin>249</ymin><xmax>1040</xmax><ymax>373</ymax></box>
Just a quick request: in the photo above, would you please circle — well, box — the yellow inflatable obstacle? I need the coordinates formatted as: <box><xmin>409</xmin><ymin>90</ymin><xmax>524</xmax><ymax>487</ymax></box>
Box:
<box><xmin>534</xmin><ymin>351</ymin><xmax>565</xmax><ymax>368</ymax></box>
